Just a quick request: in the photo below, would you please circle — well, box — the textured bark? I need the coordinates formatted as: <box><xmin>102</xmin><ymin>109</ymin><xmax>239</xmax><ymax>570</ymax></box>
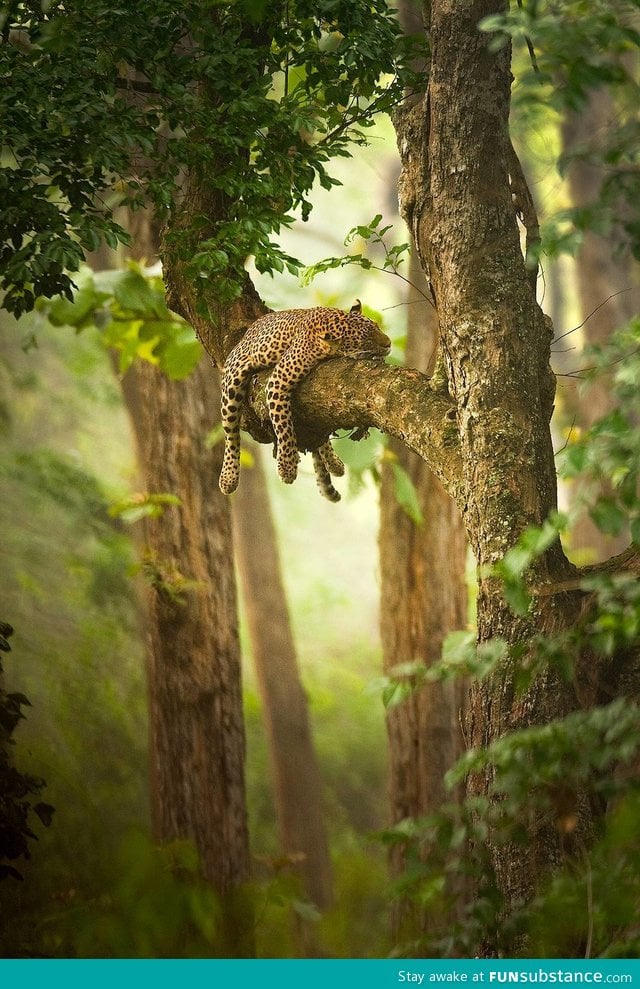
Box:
<box><xmin>399</xmin><ymin>5</ymin><xmax>564</xmax><ymax>576</ymax></box>
<box><xmin>101</xmin><ymin>208</ymin><xmax>253</xmax><ymax>952</ymax></box>
<box><xmin>393</xmin><ymin>0</ymin><xmax>583</xmax><ymax>936</ymax></box>
<box><xmin>379</xmin><ymin>251</ymin><xmax>469</xmax><ymax>941</ymax></box>
<box><xmin>232</xmin><ymin>444</ymin><xmax>333</xmax><ymax>912</ymax></box>
<box><xmin>561</xmin><ymin>89</ymin><xmax>638</xmax><ymax>561</ymax></box>
<box><xmin>128</xmin><ymin>358</ymin><xmax>252</xmax><ymax>953</ymax></box>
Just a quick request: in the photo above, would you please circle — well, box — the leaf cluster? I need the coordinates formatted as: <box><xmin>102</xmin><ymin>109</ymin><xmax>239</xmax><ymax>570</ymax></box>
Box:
<box><xmin>36</xmin><ymin>262</ymin><xmax>202</xmax><ymax>379</ymax></box>
<box><xmin>55</xmin><ymin>831</ymin><xmax>224</xmax><ymax>957</ymax></box>
<box><xmin>302</xmin><ymin>213</ymin><xmax>414</xmax><ymax>290</ymax></box>
<box><xmin>0</xmin><ymin>1</ymin><xmax>424</xmax><ymax>316</ymax></box>
<box><xmin>380</xmin><ymin>698</ymin><xmax>640</xmax><ymax>958</ymax></box>
<box><xmin>559</xmin><ymin>318</ymin><xmax>640</xmax><ymax>545</ymax></box>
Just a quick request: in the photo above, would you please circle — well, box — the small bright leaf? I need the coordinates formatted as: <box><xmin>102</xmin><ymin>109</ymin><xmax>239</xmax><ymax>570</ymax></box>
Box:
<box><xmin>391</xmin><ymin>463</ymin><xmax>424</xmax><ymax>526</ymax></box>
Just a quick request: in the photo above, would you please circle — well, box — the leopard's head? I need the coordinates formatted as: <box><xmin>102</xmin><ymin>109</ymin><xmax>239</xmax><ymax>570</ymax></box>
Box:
<box><xmin>321</xmin><ymin>300</ymin><xmax>391</xmax><ymax>358</ymax></box>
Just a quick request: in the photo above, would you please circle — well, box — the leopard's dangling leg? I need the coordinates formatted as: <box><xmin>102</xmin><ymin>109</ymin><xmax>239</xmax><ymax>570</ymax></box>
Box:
<box><xmin>219</xmin><ymin>361</ymin><xmax>255</xmax><ymax>495</ymax></box>
<box><xmin>317</xmin><ymin>441</ymin><xmax>345</xmax><ymax>478</ymax></box>
<box><xmin>312</xmin><ymin>449</ymin><xmax>341</xmax><ymax>503</ymax></box>
<box><xmin>266</xmin><ymin>334</ymin><xmax>332</xmax><ymax>485</ymax></box>
<box><xmin>265</xmin><ymin>371</ymin><xmax>302</xmax><ymax>485</ymax></box>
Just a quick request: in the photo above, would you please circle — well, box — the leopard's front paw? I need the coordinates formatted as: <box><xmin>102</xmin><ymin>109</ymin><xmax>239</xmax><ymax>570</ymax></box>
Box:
<box><xmin>219</xmin><ymin>471</ymin><xmax>239</xmax><ymax>495</ymax></box>
<box><xmin>219</xmin><ymin>447</ymin><xmax>240</xmax><ymax>495</ymax></box>
<box><xmin>277</xmin><ymin>449</ymin><xmax>300</xmax><ymax>485</ymax></box>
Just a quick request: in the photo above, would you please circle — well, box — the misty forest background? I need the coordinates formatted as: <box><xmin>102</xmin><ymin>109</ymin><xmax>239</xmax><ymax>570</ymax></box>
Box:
<box><xmin>2</xmin><ymin>115</ymin><xmax>424</xmax><ymax>957</ymax></box>
<box><xmin>2</xmin><ymin>5</ymin><xmax>640</xmax><ymax>959</ymax></box>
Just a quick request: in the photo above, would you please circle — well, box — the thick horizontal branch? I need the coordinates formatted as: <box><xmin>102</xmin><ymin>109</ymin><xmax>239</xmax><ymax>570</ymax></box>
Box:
<box><xmin>247</xmin><ymin>356</ymin><xmax>463</xmax><ymax>502</ymax></box>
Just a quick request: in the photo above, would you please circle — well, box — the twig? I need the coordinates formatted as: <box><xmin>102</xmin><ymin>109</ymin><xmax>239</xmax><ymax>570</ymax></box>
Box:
<box><xmin>553</xmin><ymin>289</ymin><xmax>634</xmax><ymax>344</ymax></box>
<box><xmin>558</xmin><ymin>346</ymin><xmax>640</xmax><ymax>379</ymax></box>
<box><xmin>516</xmin><ymin>0</ymin><xmax>541</xmax><ymax>78</ymax></box>
<box><xmin>554</xmin><ymin>415</ymin><xmax>577</xmax><ymax>455</ymax></box>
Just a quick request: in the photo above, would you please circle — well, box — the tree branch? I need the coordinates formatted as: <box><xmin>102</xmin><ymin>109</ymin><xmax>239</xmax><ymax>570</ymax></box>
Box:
<box><xmin>164</xmin><ymin>224</ymin><xmax>461</xmax><ymax>500</ymax></box>
<box><xmin>247</xmin><ymin>357</ymin><xmax>463</xmax><ymax>501</ymax></box>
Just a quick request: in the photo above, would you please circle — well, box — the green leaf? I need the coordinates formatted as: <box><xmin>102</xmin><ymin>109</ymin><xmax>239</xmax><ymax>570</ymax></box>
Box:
<box><xmin>292</xmin><ymin>899</ymin><xmax>322</xmax><ymax>923</ymax></box>
<box><xmin>430</xmin><ymin>631</ymin><xmax>508</xmax><ymax>682</ymax></box>
<box><xmin>440</xmin><ymin>630</ymin><xmax>476</xmax><ymax>668</ymax></box>
<box><xmin>113</xmin><ymin>271</ymin><xmax>166</xmax><ymax>317</ymax></box>
<box><xmin>559</xmin><ymin>441</ymin><xmax>589</xmax><ymax>477</ymax></box>
<box><xmin>158</xmin><ymin>327</ymin><xmax>203</xmax><ymax>381</ymax></box>
<box><xmin>391</xmin><ymin>463</ymin><xmax>424</xmax><ymax>526</ymax></box>
<box><xmin>382</xmin><ymin>678</ymin><xmax>417</xmax><ymax>709</ymax></box>
<box><xmin>590</xmin><ymin>497</ymin><xmax>626</xmax><ymax>536</ymax></box>
<box><xmin>45</xmin><ymin>282</ymin><xmax>103</xmax><ymax>329</ymax></box>
<box><xmin>502</xmin><ymin>577</ymin><xmax>532</xmax><ymax>617</ymax></box>
<box><xmin>33</xmin><ymin>802</ymin><xmax>55</xmax><ymax>827</ymax></box>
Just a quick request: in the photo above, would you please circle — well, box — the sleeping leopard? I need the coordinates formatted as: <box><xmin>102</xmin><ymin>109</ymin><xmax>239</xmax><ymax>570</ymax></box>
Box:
<box><xmin>219</xmin><ymin>301</ymin><xmax>391</xmax><ymax>502</ymax></box>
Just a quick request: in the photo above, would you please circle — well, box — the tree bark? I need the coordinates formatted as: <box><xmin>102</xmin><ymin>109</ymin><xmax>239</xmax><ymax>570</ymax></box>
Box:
<box><xmin>97</xmin><ymin>208</ymin><xmax>253</xmax><ymax>952</ymax></box>
<box><xmin>232</xmin><ymin>443</ymin><xmax>334</xmax><ymax>913</ymax></box>
<box><xmin>399</xmin><ymin>2</ymin><xmax>564</xmax><ymax>573</ymax></box>
<box><xmin>392</xmin><ymin>0</ymin><xmax>584</xmax><ymax>939</ymax></box>
<box><xmin>124</xmin><ymin>357</ymin><xmax>252</xmax><ymax>954</ymax></box>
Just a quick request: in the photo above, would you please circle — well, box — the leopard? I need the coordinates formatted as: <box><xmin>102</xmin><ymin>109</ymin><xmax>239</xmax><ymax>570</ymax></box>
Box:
<box><xmin>219</xmin><ymin>301</ymin><xmax>391</xmax><ymax>501</ymax></box>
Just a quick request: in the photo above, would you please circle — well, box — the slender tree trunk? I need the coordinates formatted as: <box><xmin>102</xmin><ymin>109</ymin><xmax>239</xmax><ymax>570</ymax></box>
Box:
<box><xmin>379</xmin><ymin>252</ymin><xmax>468</xmax><ymax>943</ymax></box>
<box><xmin>561</xmin><ymin>89</ymin><xmax>639</xmax><ymax>560</ymax></box>
<box><xmin>232</xmin><ymin>443</ymin><xmax>333</xmax><ymax>913</ymax></box>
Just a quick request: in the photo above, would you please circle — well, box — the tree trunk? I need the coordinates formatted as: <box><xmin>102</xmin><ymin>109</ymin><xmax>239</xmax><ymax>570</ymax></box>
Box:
<box><xmin>96</xmin><ymin>209</ymin><xmax>253</xmax><ymax>952</ymax></box>
<box><xmin>561</xmin><ymin>88</ymin><xmax>639</xmax><ymax>560</ymax></box>
<box><xmin>394</xmin><ymin>0</ymin><xmax>581</xmax><ymax>938</ymax></box>
<box><xmin>124</xmin><ymin>357</ymin><xmax>252</xmax><ymax>954</ymax></box>
<box><xmin>379</xmin><ymin>251</ymin><xmax>468</xmax><ymax>942</ymax></box>
<box><xmin>232</xmin><ymin>443</ymin><xmax>334</xmax><ymax>913</ymax></box>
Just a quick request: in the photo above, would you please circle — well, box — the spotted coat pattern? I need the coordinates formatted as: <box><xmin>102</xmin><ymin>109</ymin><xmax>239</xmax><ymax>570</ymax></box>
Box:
<box><xmin>219</xmin><ymin>302</ymin><xmax>390</xmax><ymax>500</ymax></box>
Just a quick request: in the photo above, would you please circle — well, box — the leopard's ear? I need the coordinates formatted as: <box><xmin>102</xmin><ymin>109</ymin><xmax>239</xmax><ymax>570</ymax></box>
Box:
<box><xmin>350</xmin><ymin>299</ymin><xmax>362</xmax><ymax>314</ymax></box>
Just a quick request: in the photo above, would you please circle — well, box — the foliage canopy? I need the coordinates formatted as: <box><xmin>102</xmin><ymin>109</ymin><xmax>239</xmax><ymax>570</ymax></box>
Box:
<box><xmin>0</xmin><ymin>0</ymin><xmax>422</xmax><ymax>316</ymax></box>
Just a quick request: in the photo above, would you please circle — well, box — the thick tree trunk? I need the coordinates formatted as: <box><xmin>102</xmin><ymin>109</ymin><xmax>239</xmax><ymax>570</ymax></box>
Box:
<box><xmin>394</xmin><ymin>0</ymin><xmax>580</xmax><ymax>939</ymax></box>
<box><xmin>379</xmin><ymin>253</ymin><xmax>468</xmax><ymax>941</ymax></box>
<box><xmin>232</xmin><ymin>443</ymin><xmax>333</xmax><ymax>913</ymax></box>
<box><xmin>126</xmin><ymin>358</ymin><xmax>252</xmax><ymax>953</ymax></box>
<box><xmin>98</xmin><ymin>209</ymin><xmax>253</xmax><ymax>952</ymax></box>
<box><xmin>561</xmin><ymin>89</ymin><xmax>638</xmax><ymax>561</ymax></box>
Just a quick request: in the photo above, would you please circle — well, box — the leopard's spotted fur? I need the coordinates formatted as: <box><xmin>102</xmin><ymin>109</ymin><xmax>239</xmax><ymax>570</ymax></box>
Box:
<box><xmin>219</xmin><ymin>301</ymin><xmax>390</xmax><ymax>500</ymax></box>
